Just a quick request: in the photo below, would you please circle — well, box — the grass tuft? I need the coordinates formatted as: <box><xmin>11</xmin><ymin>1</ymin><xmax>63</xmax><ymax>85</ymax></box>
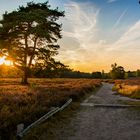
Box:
<box><xmin>113</xmin><ymin>79</ymin><xmax>140</xmax><ymax>99</ymax></box>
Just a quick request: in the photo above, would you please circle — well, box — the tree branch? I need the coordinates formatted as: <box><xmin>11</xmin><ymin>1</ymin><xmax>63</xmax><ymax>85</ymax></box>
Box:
<box><xmin>28</xmin><ymin>37</ymin><xmax>38</xmax><ymax>68</ymax></box>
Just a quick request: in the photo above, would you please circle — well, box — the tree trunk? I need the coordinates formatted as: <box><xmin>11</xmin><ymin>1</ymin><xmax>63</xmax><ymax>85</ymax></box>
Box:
<box><xmin>21</xmin><ymin>68</ymin><xmax>28</xmax><ymax>84</ymax></box>
<box><xmin>22</xmin><ymin>34</ymin><xmax>28</xmax><ymax>85</ymax></box>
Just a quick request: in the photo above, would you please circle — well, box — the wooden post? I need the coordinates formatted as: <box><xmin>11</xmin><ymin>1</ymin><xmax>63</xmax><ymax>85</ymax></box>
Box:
<box><xmin>17</xmin><ymin>123</ymin><xmax>24</xmax><ymax>139</ymax></box>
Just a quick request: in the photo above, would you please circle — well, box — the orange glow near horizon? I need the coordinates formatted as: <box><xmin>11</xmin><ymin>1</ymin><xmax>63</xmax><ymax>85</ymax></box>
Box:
<box><xmin>67</xmin><ymin>62</ymin><xmax>140</xmax><ymax>73</ymax></box>
<box><xmin>0</xmin><ymin>56</ymin><xmax>13</xmax><ymax>66</ymax></box>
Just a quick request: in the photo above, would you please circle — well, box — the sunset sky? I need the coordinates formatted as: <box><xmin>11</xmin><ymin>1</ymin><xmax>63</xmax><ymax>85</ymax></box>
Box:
<box><xmin>0</xmin><ymin>0</ymin><xmax>140</xmax><ymax>72</ymax></box>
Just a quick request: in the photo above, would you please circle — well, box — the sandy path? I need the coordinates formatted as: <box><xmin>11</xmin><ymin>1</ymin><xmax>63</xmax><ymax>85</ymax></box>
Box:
<box><xmin>29</xmin><ymin>83</ymin><xmax>140</xmax><ymax>140</ymax></box>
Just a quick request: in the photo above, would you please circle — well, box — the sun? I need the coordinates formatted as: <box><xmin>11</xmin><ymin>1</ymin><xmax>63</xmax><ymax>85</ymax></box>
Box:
<box><xmin>0</xmin><ymin>56</ymin><xmax>13</xmax><ymax>66</ymax></box>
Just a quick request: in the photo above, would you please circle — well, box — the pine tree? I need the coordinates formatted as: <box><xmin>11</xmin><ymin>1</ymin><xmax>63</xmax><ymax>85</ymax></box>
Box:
<box><xmin>0</xmin><ymin>1</ymin><xmax>64</xmax><ymax>84</ymax></box>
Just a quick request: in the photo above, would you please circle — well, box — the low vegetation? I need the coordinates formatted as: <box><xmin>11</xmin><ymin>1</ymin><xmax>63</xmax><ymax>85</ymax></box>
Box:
<box><xmin>113</xmin><ymin>79</ymin><xmax>140</xmax><ymax>99</ymax></box>
<box><xmin>0</xmin><ymin>78</ymin><xmax>101</xmax><ymax>139</ymax></box>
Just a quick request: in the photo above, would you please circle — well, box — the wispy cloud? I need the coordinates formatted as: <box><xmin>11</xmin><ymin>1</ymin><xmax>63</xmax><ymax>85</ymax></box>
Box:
<box><xmin>59</xmin><ymin>1</ymin><xmax>103</xmax><ymax>70</ymax></box>
<box><xmin>114</xmin><ymin>20</ymin><xmax>140</xmax><ymax>50</ymax></box>
<box><xmin>58</xmin><ymin>1</ymin><xmax>140</xmax><ymax>72</ymax></box>
<box><xmin>113</xmin><ymin>8</ymin><xmax>128</xmax><ymax>28</ymax></box>
<box><xmin>107</xmin><ymin>0</ymin><xmax>118</xmax><ymax>3</ymax></box>
<box><xmin>59</xmin><ymin>1</ymin><xmax>130</xmax><ymax>72</ymax></box>
<box><xmin>106</xmin><ymin>20</ymin><xmax>140</xmax><ymax>69</ymax></box>
<box><xmin>63</xmin><ymin>1</ymin><xmax>99</xmax><ymax>45</ymax></box>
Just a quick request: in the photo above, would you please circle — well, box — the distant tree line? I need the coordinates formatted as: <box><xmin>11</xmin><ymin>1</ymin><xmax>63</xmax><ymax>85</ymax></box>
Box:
<box><xmin>0</xmin><ymin>62</ymin><xmax>140</xmax><ymax>79</ymax></box>
<box><xmin>0</xmin><ymin>64</ymin><xmax>92</xmax><ymax>78</ymax></box>
<box><xmin>125</xmin><ymin>70</ymin><xmax>140</xmax><ymax>78</ymax></box>
<box><xmin>0</xmin><ymin>64</ymin><xmax>109</xmax><ymax>79</ymax></box>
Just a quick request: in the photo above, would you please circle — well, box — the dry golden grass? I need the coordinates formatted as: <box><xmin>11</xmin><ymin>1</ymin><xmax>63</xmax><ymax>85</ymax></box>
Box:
<box><xmin>113</xmin><ymin>79</ymin><xmax>140</xmax><ymax>99</ymax></box>
<box><xmin>0</xmin><ymin>78</ymin><xmax>101</xmax><ymax>139</ymax></box>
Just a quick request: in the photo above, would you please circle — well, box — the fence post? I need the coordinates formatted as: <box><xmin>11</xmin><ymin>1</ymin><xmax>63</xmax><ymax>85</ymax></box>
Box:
<box><xmin>16</xmin><ymin>123</ymin><xmax>24</xmax><ymax>140</ymax></box>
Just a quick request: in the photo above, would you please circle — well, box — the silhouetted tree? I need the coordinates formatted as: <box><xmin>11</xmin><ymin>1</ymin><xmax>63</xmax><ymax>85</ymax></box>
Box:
<box><xmin>110</xmin><ymin>63</ymin><xmax>125</xmax><ymax>79</ymax></box>
<box><xmin>0</xmin><ymin>1</ymin><xmax>64</xmax><ymax>84</ymax></box>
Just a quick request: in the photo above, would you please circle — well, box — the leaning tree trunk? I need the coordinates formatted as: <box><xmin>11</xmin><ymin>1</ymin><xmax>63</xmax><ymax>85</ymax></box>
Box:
<box><xmin>22</xmin><ymin>67</ymin><xmax>28</xmax><ymax>84</ymax></box>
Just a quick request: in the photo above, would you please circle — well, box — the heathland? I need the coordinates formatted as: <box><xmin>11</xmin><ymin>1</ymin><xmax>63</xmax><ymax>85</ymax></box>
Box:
<box><xmin>0</xmin><ymin>78</ymin><xmax>101</xmax><ymax>139</ymax></box>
